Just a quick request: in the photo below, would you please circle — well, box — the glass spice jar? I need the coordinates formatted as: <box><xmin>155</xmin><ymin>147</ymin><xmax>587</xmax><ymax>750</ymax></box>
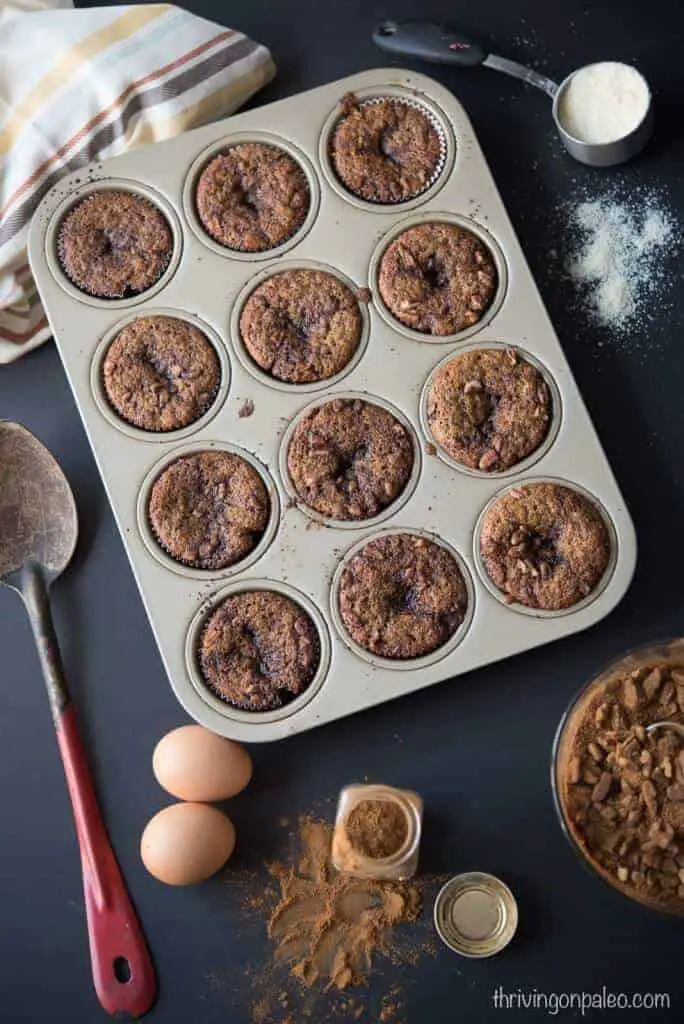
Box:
<box><xmin>331</xmin><ymin>783</ymin><xmax>423</xmax><ymax>880</ymax></box>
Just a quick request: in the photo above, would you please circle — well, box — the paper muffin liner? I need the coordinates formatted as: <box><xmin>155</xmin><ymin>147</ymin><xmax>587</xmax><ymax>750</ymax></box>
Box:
<box><xmin>329</xmin><ymin>95</ymin><xmax>448</xmax><ymax>205</ymax></box>
<box><xmin>195</xmin><ymin>589</ymin><xmax>322</xmax><ymax>713</ymax></box>
<box><xmin>57</xmin><ymin>190</ymin><xmax>173</xmax><ymax>299</ymax></box>
<box><xmin>194</xmin><ymin>142</ymin><xmax>312</xmax><ymax>254</ymax></box>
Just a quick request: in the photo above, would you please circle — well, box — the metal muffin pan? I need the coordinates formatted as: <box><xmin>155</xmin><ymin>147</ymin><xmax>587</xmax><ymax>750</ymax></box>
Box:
<box><xmin>28</xmin><ymin>68</ymin><xmax>637</xmax><ymax>741</ymax></box>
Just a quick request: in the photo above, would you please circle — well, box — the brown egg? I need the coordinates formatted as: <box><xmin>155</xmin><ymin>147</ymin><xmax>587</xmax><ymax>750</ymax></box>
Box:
<box><xmin>140</xmin><ymin>803</ymin><xmax>236</xmax><ymax>886</ymax></box>
<box><xmin>152</xmin><ymin>725</ymin><xmax>253</xmax><ymax>802</ymax></box>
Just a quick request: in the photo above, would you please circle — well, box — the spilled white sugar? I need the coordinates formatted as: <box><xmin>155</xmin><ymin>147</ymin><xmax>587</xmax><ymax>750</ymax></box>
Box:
<box><xmin>558</xmin><ymin>62</ymin><xmax>650</xmax><ymax>144</ymax></box>
<box><xmin>565</xmin><ymin>194</ymin><xmax>675</xmax><ymax>333</ymax></box>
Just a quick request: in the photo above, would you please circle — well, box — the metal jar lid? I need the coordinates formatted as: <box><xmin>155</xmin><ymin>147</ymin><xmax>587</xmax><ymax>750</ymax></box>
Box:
<box><xmin>433</xmin><ymin>872</ymin><xmax>518</xmax><ymax>958</ymax></box>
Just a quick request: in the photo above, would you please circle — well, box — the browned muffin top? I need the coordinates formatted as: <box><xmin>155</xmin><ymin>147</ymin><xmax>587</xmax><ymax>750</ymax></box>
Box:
<box><xmin>239</xmin><ymin>269</ymin><xmax>362</xmax><ymax>384</ymax></box>
<box><xmin>558</xmin><ymin>656</ymin><xmax>684</xmax><ymax>913</ymax></box>
<box><xmin>149</xmin><ymin>451</ymin><xmax>270</xmax><ymax>570</ymax></box>
<box><xmin>195</xmin><ymin>143</ymin><xmax>310</xmax><ymax>252</ymax></box>
<box><xmin>103</xmin><ymin>315</ymin><xmax>220</xmax><ymax>432</ymax></box>
<box><xmin>480</xmin><ymin>482</ymin><xmax>611</xmax><ymax>610</ymax></box>
<box><xmin>378</xmin><ymin>222</ymin><xmax>498</xmax><ymax>336</ymax></box>
<box><xmin>199</xmin><ymin>590</ymin><xmax>320</xmax><ymax>711</ymax></box>
<box><xmin>427</xmin><ymin>348</ymin><xmax>552</xmax><ymax>471</ymax></box>
<box><xmin>339</xmin><ymin>533</ymin><xmax>468</xmax><ymax>659</ymax></box>
<box><xmin>330</xmin><ymin>96</ymin><xmax>442</xmax><ymax>203</ymax></box>
<box><xmin>287</xmin><ymin>398</ymin><xmax>414</xmax><ymax>521</ymax></box>
<box><xmin>58</xmin><ymin>190</ymin><xmax>172</xmax><ymax>298</ymax></box>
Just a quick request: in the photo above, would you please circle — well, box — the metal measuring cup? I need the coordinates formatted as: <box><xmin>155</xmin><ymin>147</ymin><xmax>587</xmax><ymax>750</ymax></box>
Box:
<box><xmin>373</xmin><ymin>20</ymin><xmax>653</xmax><ymax>167</ymax></box>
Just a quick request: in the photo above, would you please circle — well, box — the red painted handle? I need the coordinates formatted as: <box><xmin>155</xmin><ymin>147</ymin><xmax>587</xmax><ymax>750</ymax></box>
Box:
<box><xmin>56</xmin><ymin>705</ymin><xmax>157</xmax><ymax>1017</ymax></box>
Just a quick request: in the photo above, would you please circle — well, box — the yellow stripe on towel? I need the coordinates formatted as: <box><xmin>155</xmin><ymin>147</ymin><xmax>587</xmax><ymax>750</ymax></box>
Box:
<box><xmin>0</xmin><ymin>4</ymin><xmax>168</xmax><ymax>156</ymax></box>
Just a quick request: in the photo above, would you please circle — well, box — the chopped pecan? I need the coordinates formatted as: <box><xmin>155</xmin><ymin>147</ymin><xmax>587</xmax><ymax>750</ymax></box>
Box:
<box><xmin>592</xmin><ymin>772</ymin><xmax>613</xmax><ymax>803</ymax></box>
<box><xmin>642</xmin><ymin>667</ymin><xmax>663</xmax><ymax>701</ymax></box>
<box><xmin>642</xmin><ymin>779</ymin><xmax>658</xmax><ymax>817</ymax></box>
<box><xmin>595</xmin><ymin>702</ymin><xmax>610</xmax><ymax>727</ymax></box>
<box><xmin>478</xmin><ymin>449</ymin><xmax>499</xmax><ymax>471</ymax></box>
<box><xmin>622</xmin><ymin>678</ymin><xmax>640</xmax><ymax>710</ymax></box>
<box><xmin>588</xmin><ymin>742</ymin><xmax>603</xmax><ymax>763</ymax></box>
<box><xmin>660</xmin><ymin>680</ymin><xmax>675</xmax><ymax>706</ymax></box>
<box><xmin>612</xmin><ymin>705</ymin><xmax>627</xmax><ymax>732</ymax></box>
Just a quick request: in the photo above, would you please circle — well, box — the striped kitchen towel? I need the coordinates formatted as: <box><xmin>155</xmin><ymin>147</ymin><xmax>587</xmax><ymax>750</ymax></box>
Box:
<box><xmin>0</xmin><ymin>0</ymin><xmax>276</xmax><ymax>364</ymax></box>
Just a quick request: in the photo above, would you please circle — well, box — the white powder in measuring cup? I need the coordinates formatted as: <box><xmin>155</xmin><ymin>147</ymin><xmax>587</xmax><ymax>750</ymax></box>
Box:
<box><xmin>558</xmin><ymin>62</ymin><xmax>650</xmax><ymax>144</ymax></box>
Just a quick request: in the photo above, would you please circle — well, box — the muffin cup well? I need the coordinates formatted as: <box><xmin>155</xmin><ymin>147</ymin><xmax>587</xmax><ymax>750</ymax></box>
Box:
<box><xmin>319</xmin><ymin>85</ymin><xmax>455</xmax><ymax>213</ymax></box>
<box><xmin>45</xmin><ymin>179</ymin><xmax>182</xmax><ymax>309</ymax></box>
<box><xmin>137</xmin><ymin>441</ymin><xmax>279</xmax><ymax>580</ymax></box>
<box><xmin>369</xmin><ymin>212</ymin><xmax>508</xmax><ymax>345</ymax></box>
<box><xmin>182</xmin><ymin>131</ymin><xmax>320</xmax><ymax>262</ymax></box>
<box><xmin>185</xmin><ymin>579</ymin><xmax>331</xmax><ymax>723</ymax></box>
<box><xmin>229</xmin><ymin>259</ymin><xmax>370</xmax><ymax>393</ymax></box>
<box><xmin>419</xmin><ymin>342</ymin><xmax>562</xmax><ymax>479</ymax></box>
<box><xmin>91</xmin><ymin>309</ymin><xmax>230</xmax><ymax>442</ymax></box>
<box><xmin>473</xmin><ymin>476</ymin><xmax>618</xmax><ymax>619</ymax></box>
<box><xmin>278</xmin><ymin>391</ymin><xmax>422</xmax><ymax>530</ymax></box>
<box><xmin>330</xmin><ymin>527</ymin><xmax>475</xmax><ymax>671</ymax></box>
<box><xmin>552</xmin><ymin>638</ymin><xmax>684</xmax><ymax>917</ymax></box>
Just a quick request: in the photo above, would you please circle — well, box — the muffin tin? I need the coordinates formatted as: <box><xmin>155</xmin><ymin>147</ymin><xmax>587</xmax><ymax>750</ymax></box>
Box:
<box><xmin>28</xmin><ymin>69</ymin><xmax>637</xmax><ymax>741</ymax></box>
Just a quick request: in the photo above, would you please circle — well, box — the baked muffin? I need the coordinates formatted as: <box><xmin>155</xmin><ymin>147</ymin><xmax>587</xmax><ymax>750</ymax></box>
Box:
<box><xmin>330</xmin><ymin>96</ymin><xmax>443</xmax><ymax>203</ymax></box>
<box><xmin>339</xmin><ymin>533</ymin><xmax>468</xmax><ymax>659</ymax></box>
<box><xmin>378</xmin><ymin>222</ymin><xmax>498</xmax><ymax>336</ymax></box>
<box><xmin>58</xmin><ymin>190</ymin><xmax>173</xmax><ymax>298</ymax></box>
<box><xmin>199</xmin><ymin>590</ymin><xmax>320</xmax><ymax>711</ymax></box>
<box><xmin>103</xmin><ymin>315</ymin><xmax>220</xmax><ymax>432</ymax></box>
<box><xmin>287</xmin><ymin>398</ymin><xmax>414</xmax><ymax>520</ymax></box>
<box><xmin>239</xmin><ymin>269</ymin><xmax>362</xmax><ymax>384</ymax></box>
<box><xmin>195</xmin><ymin>143</ymin><xmax>310</xmax><ymax>251</ymax></box>
<box><xmin>479</xmin><ymin>482</ymin><xmax>611</xmax><ymax>610</ymax></box>
<box><xmin>556</xmin><ymin>652</ymin><xmax>684</xmax><ymax>914</ymax></box>
<box><xmin>427</xmin><ymin>348</ymin><xmax>551</xmax><ymax>471</ymax></box>
<box><xmin>149</xmin><ymin>451</ymin><xmax>270</xmax><ymax>570</ymax></box>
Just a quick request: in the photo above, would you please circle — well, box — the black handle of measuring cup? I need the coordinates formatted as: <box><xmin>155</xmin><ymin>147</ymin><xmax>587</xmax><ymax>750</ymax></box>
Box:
<box><xmin>372</xmin><ymin>20</ymin><xmax>488</xmax><ymax>67</ymax></box>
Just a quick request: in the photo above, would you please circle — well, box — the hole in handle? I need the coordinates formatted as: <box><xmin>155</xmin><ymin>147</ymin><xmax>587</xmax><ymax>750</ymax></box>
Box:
<box><xmin>376</xmin><ymin>22</ymin><xmax>398</xmax><ymax>36</ymax></box>
<box><xmin>113</xmin><ymin>956</ymin><xmax>132</xmax><ymax>984</ymax></box>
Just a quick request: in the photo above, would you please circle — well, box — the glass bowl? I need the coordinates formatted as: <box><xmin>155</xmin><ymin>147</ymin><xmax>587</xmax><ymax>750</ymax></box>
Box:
<box><xmin>551</xmin><ymin>637</ymin><xmax>684</xmax><ymax>916</ymax></box>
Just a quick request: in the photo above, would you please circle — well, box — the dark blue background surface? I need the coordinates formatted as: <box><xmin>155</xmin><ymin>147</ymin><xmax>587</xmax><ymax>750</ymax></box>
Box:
<box><xmin>1</xmin><ymin>1</ymin><xmax>683</xmax><ymax>1021</ymax></box>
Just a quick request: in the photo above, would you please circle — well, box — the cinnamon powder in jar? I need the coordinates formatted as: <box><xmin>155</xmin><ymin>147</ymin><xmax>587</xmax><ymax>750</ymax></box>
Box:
<box><xmin>346</xmin><ymin>798</ymin><xmax>409</xmax><ymax>859</ymax></box>
<box><xmin>332</xmin><ymin>784</ymin><xmax>423</xmax><ymax>879</ymax></box>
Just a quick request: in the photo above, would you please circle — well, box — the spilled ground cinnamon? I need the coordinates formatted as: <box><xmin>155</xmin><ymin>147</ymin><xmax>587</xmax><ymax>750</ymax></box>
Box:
<box><xmin>233</xmin><ymin>814</ymin><xmax>440</xmax><ymax>1023</ymax></box>
<box><xmin>345</xmin><ymin>799</ymin><xmax>409</xmax><ymax>859</ymax></box>
<box><xmin>268</xmin><ymin>818</ymin><xmax>419</xmax><ymax>989</ymax></box>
